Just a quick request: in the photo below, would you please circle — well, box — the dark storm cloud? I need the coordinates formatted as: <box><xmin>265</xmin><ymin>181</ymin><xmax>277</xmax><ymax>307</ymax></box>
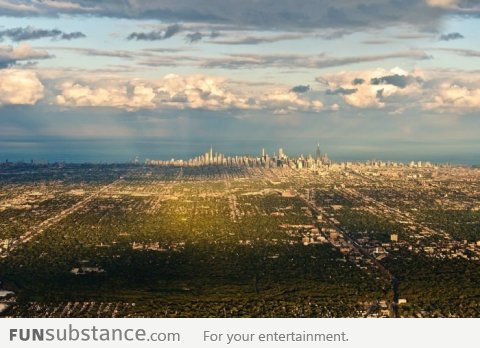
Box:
<box><xmin>60</xmin><ymin>32</ymin><xmax>86</xmax><ymax>40</ymax></box>
<box><xmin>127</xmin><ymin>24</ymin><xmax>182</xmax><ymax>41</ymax></box>
<box><xmin>352</xmin><ymin>78</ymin><xmax>365</xmax><ymax>85</ymax></box>
<box><xmin>0</xmin><ymin>1</ymin><xmax>477</xmax><ymax>31</ymax></box>
<box><xmin>164</xmin><ymin>24</ymin><xmax>182</xmax><ymax>39</ymax></box>
<box><xmin>290</xmin><ymin>85</ymin><xmax>310</xmax><ymax>93</ymax></box>
<box><xmin>0</xmin><ymin>26</ymin><xmax>86</xmax><ymax>42</ymax></box>
<box><xmin>185</xmin><ymin>32</ymin><xmax>203</xmax><ymax>43</ymax></box>
<box><xmin>439</xmin><ymin>32</ymin><xmax>465</xmax><ymax>41</ymax></box>
<box><xmin>184</xmin><ymin>31</ymin><xmax>221</xmax><ymax>43</ymax></box>
<box><xmin>326</xmin><ymin>87</ymin><xmax>357</xmax><ymax>95</ymax></box>
<box><xmin>370</xmin><ymin>74</ymin><xmax>423</xmax><ymax>88</ymax></box>
<box><xmin>209</xmin><ymin>31</ymin><xmax>221</xmax><ymax>39</ymax></box>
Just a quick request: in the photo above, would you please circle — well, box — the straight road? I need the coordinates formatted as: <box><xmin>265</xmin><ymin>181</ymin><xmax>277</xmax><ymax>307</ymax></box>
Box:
<box><xmin>0</xmin><ymin>178</ymin><xmax>123</xmax><ymax>259</ymax></box>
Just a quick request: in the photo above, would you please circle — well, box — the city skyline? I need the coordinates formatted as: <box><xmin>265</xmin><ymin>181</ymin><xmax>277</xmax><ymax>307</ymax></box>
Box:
<box><xmin>0</xmin><ymin>1</ymin><xmax>480</xmax><ymax>162</ymax></box>
<box><xmin>3</xmin><ymin>142</ymin><xmax>464</xmax><ymax>167</ymax></box>
<box><xmin>145</xmin><ymin>144</ymin><xmax>332</xmax><ymax>168</ymax></box>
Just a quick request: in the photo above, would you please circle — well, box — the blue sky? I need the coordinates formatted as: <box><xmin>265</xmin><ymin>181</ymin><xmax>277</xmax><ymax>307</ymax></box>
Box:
<box><xmin>0</xmin><ymin>0</ymin><xmax>479</xmax><ymax>163</ymax></box>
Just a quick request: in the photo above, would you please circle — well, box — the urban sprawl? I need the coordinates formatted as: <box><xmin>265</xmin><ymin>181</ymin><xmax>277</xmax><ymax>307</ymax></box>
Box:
<box><xmin>0</xmin><ymin>146</ymin><xmax>479</xmax><ymax>318</ymax></box>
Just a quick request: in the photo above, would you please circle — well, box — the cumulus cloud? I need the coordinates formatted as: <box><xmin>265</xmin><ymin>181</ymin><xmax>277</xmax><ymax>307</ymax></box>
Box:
<box><xmin>54</xmin><ymin>74</ymin><xmax>324</xmax><ymax>113</ymax></box>
<box><xmin>439</xmin><ymin>32</ymin><xmax>464</xmax><ymax>41</ymax></box>
<box><xmin>50</xmin><ymin>67</ymin><xmax>480</xmax><ymax>115</ymax></box>
<box><xmin>56</xmin><ymin>75</ymin><xmax>249</xmax><ymax>111</ymax></box>
<box><xmin>0</xmin><ymin>43</ymin><xmax>52</xmax><ymax>67</ymax></box>
<box><xmin>319</xmin><ymin>67</ymin><xmax>480</xmax><ymax>113</ymax></box>
<box><xmin>0</xmin><ymin>69</ymin><xmax>44</xmax><ymax>105</ymax></box>
<box><xmin>0</xmin><ymin>26</ymin><xmax>85</xmax><ymax>41</ymax></box>
<box><xmin>56</xmin><ymin>81</ymin><xmax>156</xmax><ymax>110</ymax></box>
<box><xmin>154</xmin><ymin>74</ymin><xmax>251</xmax><ymax>110</ymax></box>
<box><xmin>260</xmin><ymin>89</ymin><xmax>323</xmax><ymax>114</ymax></box>
<box><xmin>127</xmin><ymin>24</ymin><xmax>182</xmax><ymax>41</ymax></box>
<box><xmin>318</xmin><ymin>67</ymin><xmax>424</xmax><ymax>108</ymax></box>
<box><xmin>425</xmin><ymin>83</ymin><xmax>480</xmax><ymax>110</ymax></box>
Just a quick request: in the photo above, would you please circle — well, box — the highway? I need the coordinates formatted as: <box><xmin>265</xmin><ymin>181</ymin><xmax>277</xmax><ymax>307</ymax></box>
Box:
<box><xmin>299</xmin><ymin>192</ymin><xmax>400</xmax><ymax>317</ymax></box>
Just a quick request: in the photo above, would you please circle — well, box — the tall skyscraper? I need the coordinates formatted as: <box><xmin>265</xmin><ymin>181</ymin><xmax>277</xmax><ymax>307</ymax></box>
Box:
<box><xmin>316</xmin><ymin>143</ymin><xmax>321</xmax><ymax>161</ymax></box>
<box><xmin>322</xmin><ymin>153</ymin><xmax>329</xmax><ymax>165</ymax></box>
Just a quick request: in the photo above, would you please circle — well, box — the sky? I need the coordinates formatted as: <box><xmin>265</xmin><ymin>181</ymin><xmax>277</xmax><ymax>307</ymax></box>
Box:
<box><xmin>0</xmin><ymin>0</ymin><xmax>479</xmax><ymax>163</ymax></box>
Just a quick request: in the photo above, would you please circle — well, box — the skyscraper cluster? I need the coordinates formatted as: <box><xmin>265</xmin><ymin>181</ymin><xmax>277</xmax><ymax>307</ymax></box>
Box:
<box><xmin>145</xmin><ymin>144</ymin><xmax>331</xmax><ymax>169</ymax></box>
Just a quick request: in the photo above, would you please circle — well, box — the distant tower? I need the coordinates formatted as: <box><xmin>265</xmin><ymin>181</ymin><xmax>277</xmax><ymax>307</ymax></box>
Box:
<box><xmin>279</xmin><ymin>148</ymin><xmax>284</xmax><ymax>159</ymax></box>
<box><xmin>209</xmin><ymin>145</ymin><xmax>213</xmax><ymax>160</ymax></box>
<box><xmin>315</xmin><ymin>143</ymin><xmax>321</xmax><ymax>161</ymax></box>
<box><xmin>262</xmin><ymin>148</ymin><xmax>265</xmax><ymax>157</ymax></box>
<box><xmin>322</xmin><ymin>153</ymin><xmax>329</xmax><ymax>164</ymax></box>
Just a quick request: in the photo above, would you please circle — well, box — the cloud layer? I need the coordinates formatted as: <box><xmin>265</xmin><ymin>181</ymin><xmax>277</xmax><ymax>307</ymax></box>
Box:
<box><xmin>0</xmin><ymin>0</ymin><xmax>478</xmax><ymax>30</ymax></box>
<box><xmin>17</xmin><ymin>66</ymin><xmax>471</xmax><ymax>115</ymax></box>
<box><xmin>54</xmin><ymin>74</ymin><xmax>324</xmax><ymax>113</ymax></box>
<box><xmin>318</xmin><ymin>67</ymin><xmax>480</xmax><ymax>112</ymax></box>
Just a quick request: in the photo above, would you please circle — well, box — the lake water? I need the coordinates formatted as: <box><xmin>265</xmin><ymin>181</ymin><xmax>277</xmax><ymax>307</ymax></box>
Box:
<box><xmin>1</xmin><ymin>138</ymin><xmax>479</xmax><ymax>165</ymax></box>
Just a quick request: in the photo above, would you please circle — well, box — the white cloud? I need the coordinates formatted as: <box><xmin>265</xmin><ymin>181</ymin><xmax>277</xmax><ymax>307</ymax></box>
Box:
<box><xmin>319</xmin><ymin>67</ymin><xmax>480</xmax><ymax>113</ymax></box>
<box><xmin>56</xmin><ymin>75</ymin><xmax>249</xmax><ymax>111</ymax></box>
<box><xmin>56</xmin><ymin>80</ymin><xmax>156</xmax><ymax>110</ymax></box>
<box><xmin>55</xmin><ymin>74</ymin><xmax>324</xmax><ymax>113</ymax></box>
<box><xmin>155</xmin><ymin>74</ymin><xmax>250</xmax><ymax>110</ymax></box>
<box><xmin>319</xmin><ymin>67</ymin><xmax>424</xmax><ymax>109</ymax></box>
<box><xmin>36</xmin><ymin>68</ymin><xmax>480</xmax><ymax>115</ymax></box>
<box><xmin>426</xmin><ymin>83</ymin><xmax>480</xmax><ymax>110</ymax></box>
<box><xmin>0</xmin><ymin>69</ymin><xmax>44</xmax><ymax>105</ymax></box>
<box><xmin>261</xmin><ymin>88</ymin><xmax>323</xmax><ymax>114</ymax></box>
